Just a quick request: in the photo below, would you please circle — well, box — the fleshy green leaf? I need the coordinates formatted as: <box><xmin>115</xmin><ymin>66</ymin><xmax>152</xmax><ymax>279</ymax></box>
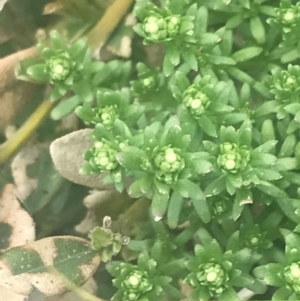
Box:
<box><xmin>232</xmin><ymin>47</ymin><xmax>263</xmax><ymax>62</ymax></box>
<box><xmin>167</xmin><ymin>192</ymin><xmax>184</xmax><ymax>229</ymax></box>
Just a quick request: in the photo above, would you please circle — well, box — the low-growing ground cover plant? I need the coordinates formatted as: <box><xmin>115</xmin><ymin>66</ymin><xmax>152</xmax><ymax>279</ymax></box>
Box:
<box><xmin>2</xmin><ymin>0</ymin><xmax>300</xmax><ymax>300</ymax></box>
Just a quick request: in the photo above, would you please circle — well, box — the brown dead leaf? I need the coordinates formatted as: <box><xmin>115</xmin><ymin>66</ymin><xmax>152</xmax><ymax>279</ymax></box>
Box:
<box><xmin>0</xmin><ymin>47</ymin><xmax>39</xmax><ymax>130</ymax></box>
<box><xmin>0</xmin><ymin>236</ymin><xmax>100</xmax><ymax>297</ymax></box>
<box><xmin>11</xmin><ymin>142</ymin><xmax>46</xmax><ymax>202</ymax></box>
<box><xmin>0</xmin><ymin>184</ymin><xmax>35</xmax><ymax>252</ymax></box>
<box><xmin>0</xmin><ymin>286</ymin><xmax>30</xmax><ymax>301</ymax></box>
<box><xmin>50</xmin><ymin>129</ymin><xmax>113</xmax><ymax>190</ymax></box>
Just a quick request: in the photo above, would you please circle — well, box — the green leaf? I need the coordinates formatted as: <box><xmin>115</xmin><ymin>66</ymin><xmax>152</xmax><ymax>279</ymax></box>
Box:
<box><xmin>250</xmin><ymin>16</ymin><xmax>265</xmax><ymax>44</ymax></box>
<box><xmin>284</xmin><ymin>103</ymin><xmax>300</xmax><ymax>114</ymax></box>
<box><xmin>222</xmin><ymin>112</ymin><xmax>248</xmax><ymax>125</ymax></box>
<box><xmin>226</xmin><ymin>13</ymin><xmax>244</xmax><ymax>29</ymax></box>
<box><xmin>165</xmin><ymin>42</ymin><xmax>180</xmax><ymax>66</ymax></box>
<box><xmin>275</xmin><ymin>158</ymin><xmax>297</xmax><ymax>171</ymax></box>
<box><xmin>151</xmin><ymin>190</ymin><xmax>170</xmax><ymax>220</ymax></box>
<box><xmin>227</xmin><ymin>66</ymin><xmax>254</xmax><ymax>84</ymax></box>
<box><xmin>174</xmin><ymin>71</ymin><xmax>190</xmax><ymax>93</ymax></box>
<box><xmin>116</xmin><ymin>147</ymin><xmax>144</xmax><ymax>170</ymax></box>
<box><xmin>50</xmin><ymin>30</ymin><xmax>67</xmax><ymax>50</ymax></box>
<box><xmin>257</xmin><ymin>181</ymin><xmax>287</xmax><ymax>198</ymax></box>
<box><xmin>128</xmin><ymin>177</ymin><xmax>152</xmax><ymax>197</ymax></box>
<box><xmin>232</xmin><ymin>47</ymin><xmax>263</xmax><ymax>62</ymax></box>
<box><xmin>278</xmin><ymin>134</ymin><xmax>296</xmax><ymax>158</ymax></box>
<box><xmin>251</xmin><ymin>153</ymin><xmax>277</xmax><ymax>167</ymax></box>
<box><xmin>191</xmin><ymin>197</ymin><xmax>211</xmax><ymax>223</ymax></box>
<box><xmin>163</xmin><ymin>55</ymin><xmax>174</xmax><ymax>76</ymax></box>
<box><xmin>272</xmin><ymin>287</ymin><xmax>292</xmax><ymax>301</ymax></box>
<box><xmin>74</xmin><ymin>81</ymin><xmax>94</xmax><ymax>103</ymax></box>
<box><xmin>226</xmin><ymin>177</ymin><xmax>236</xmax><ymax>195</ymax></box>
<box><xmin>277</xmin><ymin>199</ymin><xmax>300</xmax><ymax>223</ymax></box>
<box><xmin>220</xmin><ymin>287</ymin><xmax>240</xmax><ymax>301</ymax></box>
<box><xmin>198</xmin><ymin>115</ymin><xmax>217</xmax><ymax>137</ymax></box>
<box><xmin>192</xmin><ymin>159</ymin><xmax>212</xmax><ymax>175</ymax></box>
<box><xmin>220</xmin><ymin>125</ymin><xmax>237</xmax><ymax>143</ymax></box>
<box><xmin>181</xmin><ymin>49</ymin><xmax>198</xmax><ymax>71</ymax></box>
<box><xmin>195</xmin><ymin>6</ymin><xmax>208</xmax><ymax>34</ymax></box>
<box><xmin>253</xmin><ymin>263</ymin><xmax>284</xmax><ymax>287</ymax></box>
<box><xmin>26</xmin><ymin>64</ymin><xmax>49</xmax><ymax>82</ymax></box>
<box><xmin>174</xmin><ymin>179</ymin><xmax>202</xmax><ymax>199</ymax></box>
<box><xmin>204</xmin><ymin>175</ymin><xmax>226</xmax><ymax>197</ymax></box>
<box><xmin>51</xmin><ymin>95</ymin><xmax>81</xmax><ymax>120</ymax></box>
<box><xmin>238</xmin><ymin>120</ymin><xmax>252</xmax><ymax>147</ymax></box>
<box><xmin>254</xmin><ymin>140</ymin><xmax>277</xmax><ymax>153</ymax></box>
<box><xmin>167</xmin><ymin>192</ymin><xmax>184</xmax><ymax>229</ymax></box>
<box><xmin>254</xmin><ymin>168</ymin><xmax>282</xmax><ymax>181</ymax></box>
<box><xmin>207</xmin><ymin>55</ymin><xmax>236</xmax><ymax>65</ymax></box>
<box><xmin>198</xmin><ymin>33</ymin><xmax>220</xmax><ymax>45</ymax></box>
<box><xmin>261</xmin><ymin>119</ymin><xmax>276</xmax><ymax>143</ymax></box>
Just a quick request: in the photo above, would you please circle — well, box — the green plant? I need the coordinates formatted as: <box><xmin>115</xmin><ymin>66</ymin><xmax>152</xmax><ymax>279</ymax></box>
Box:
<box><xmin>3</xmin><ymin>0</ymin><xmax>300</xmax><ymax>300</ymax></box>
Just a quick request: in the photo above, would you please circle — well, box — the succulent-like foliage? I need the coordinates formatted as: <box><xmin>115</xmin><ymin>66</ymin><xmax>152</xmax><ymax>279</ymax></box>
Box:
<box><xmin>14</xmin><ymin>0</ymin><xmax>300</xmax><ymax>299</ymax></box>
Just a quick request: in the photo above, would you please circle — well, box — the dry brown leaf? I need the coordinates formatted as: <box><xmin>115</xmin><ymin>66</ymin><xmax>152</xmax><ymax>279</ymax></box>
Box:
<box><xmin>11</xmin><ymin>142</ymin><xmax>47</xmax><ymax>202</ymax></box>
<box><xmin>0</xmin><ymin>285</ymin><xmax>30</xmax><ymax>301</ymax></box>
<box><xmin>0</xmin><ymin>184</ymin><xmax>35</xmax><ymax>252</ymax></box>
<box><xmin>50</xmin><ymin>129</ymin><xmax>113</xmax><ymax>190</ymax></box>
<box><xmin>0</xmin><ymin>47</ymin><xmax>39</xmax><ymax>130</ymax></box>
<box><xmin>0</xmin><ymin>236</ymin><xmax>100</xmax><ymax>297</ymax></box>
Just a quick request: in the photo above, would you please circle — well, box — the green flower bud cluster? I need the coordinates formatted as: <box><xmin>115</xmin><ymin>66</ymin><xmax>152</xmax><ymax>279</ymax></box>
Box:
<box><xmin>142</xmin><ymin>12</ymin><xmax>181</xmax><ymax>43</ymax></box>
<box><xmin>187</xmin><ymin>262</ymin><xmax>229</xmax><ymax>296</ymax></box>
<box><xmin>122</xmin><ymin>270</ymin><xmax>153</xmax><ymax>301</ymax></box>
<box><xmin>92</xmin><ymin>105</ymin><xmax>119</xmax><ymax>127</ymax></box>
<box><xmin>269</xmin><ymin>65</ymin><xmax>300</xmax><ymax>103</ymax></box>
<box><xmin>90</xmin><ymin>140</ymin><xmax>118</xmax><ymax>171</ymax></box>
<box><xmin>153</xmin><ymin>146</ymin><xmax>185</xmax><ymax>184</ymax></box>
<box><xmin>241</xmin><ymin>226</ymin><xmax>266</xmax><ymax>250</ymax></box>
<box><xmin>210</xmin><ymin>197</ymin><xmax>229</xmax><ymax>217</ymax></box>
<box><xmin>131</xmin><ymin>63</ymin><xmax>161</xmax><ymax>96</ymax></box>
<box><xmin>275</xmin><ymin>2</ymin><xmax>300</xmax><ymax>28</ymax></box>
<box><xmin>268</xmin><ymin>0</ymin><xmax>300</xmax><ymax>43</ymax></box>
<box><xmin>217</xmin><ymin>142</ymin><xmax>250</xmax><ymax>174</ymax></box>
<box><xmin>46</xmin><ymin>52</ymin><xmax>76</xmax><ymax>82</ymax></box>
<box><xmin>284</xmin><ymin>262</ymin><xmax>300</xmax><ymax>295</ymax></box>
<box><xmin>182</xmin><ymin>84</ymin><xmax>211</xmax><ymax>119</ymax></box>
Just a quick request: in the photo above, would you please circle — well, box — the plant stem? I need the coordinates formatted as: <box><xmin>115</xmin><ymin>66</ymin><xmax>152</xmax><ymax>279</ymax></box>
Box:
<box><xmin>87</xmin><ymin>0</ymin><xmax>134</xmax><ymax>53</ymax></box>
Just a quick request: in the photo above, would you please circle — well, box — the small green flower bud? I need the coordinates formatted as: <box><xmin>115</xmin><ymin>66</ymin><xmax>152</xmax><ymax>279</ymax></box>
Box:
<box><xmin>217</xmin><ymin>142</ymin><xmax>250</xmax><ymax>174</ymax></box>
<box><xmin>153</xmin><ymin>146</ymin><xmax>184</xmax><ymax>184</ymax></box>
<box><xmin>211</xmin><ymin>198</ymin><xmax>228</xmax><ymax>216</ymax></box>
<box><xmin>143</xmin><ymin>13</ymin><xmax>168</xmax><ymax>42</ymax></box>
<box><xmin>123</xmin><ymin>270</ymin><xmax>153</xmax><ymax>294</ymax></box>
<box><xmin>166</xmin><ymin>15</ymin><xmax>181</xmax><ymax>37</ymax></box>
<box><xmin>92</xmin><ymin>140</ymin><xmax>118</xmax><ymax>171</ymax></box>
<box><xmin>284</xmin><ymin>262</ymin><xmax>300</xmax><ymax>293</ymax></box>
<box><xmin>46</xmin><ymin>53</ymin><xmax>74</xmax><ymax>82</ymax></box>
<box><xmin>183</xmin><ymin>85</ymin><xmax>211</xmax><ymax>119</ymax></box>
<box><xmin>93</xmin><ymin>105</ymin><xmax>119</xmax><ymax>127</ymax></box>
<box><xmin>276</xmin><ymin>4</ymin><xmax>300</xmax><ymax>28</ymax></box>
<box><xmin>197</xmin><ymin>263</ymin><xmax>229</xmax><ymax>295</ymax></box>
